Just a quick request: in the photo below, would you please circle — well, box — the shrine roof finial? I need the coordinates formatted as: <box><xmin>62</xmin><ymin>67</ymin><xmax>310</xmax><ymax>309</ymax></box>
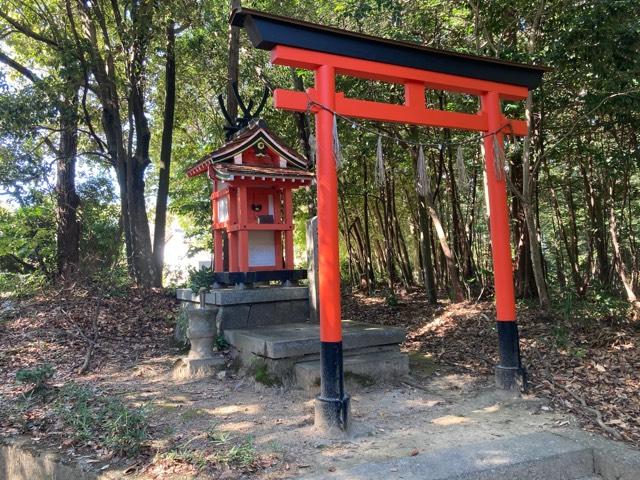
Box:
<box><xmin>218</xmin><ymin>82</ymin><xmax>270</xmax><ymax>140</ymax></box>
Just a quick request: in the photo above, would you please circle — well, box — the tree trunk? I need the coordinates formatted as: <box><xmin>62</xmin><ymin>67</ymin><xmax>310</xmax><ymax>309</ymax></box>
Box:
<box><xmin>410</xmin><ymin>145</ymin><xmax>437</xmax><ymax>303</ymax></box>
<box><xmin>521</xmin><ymin>92</ymin><xmax>551</xmax><ymax>311</ymax></box>
<box><xmin>362</xmin><ymin>156</ymin><xmax>375</xmax><ymax>291</ymax></box>
<box><xmin>152</xmin><ymin>22</ymin><xmax>177</xmax><ymax>287</ymax></box>
<box><xmin>56</xmin><ymin>92</ymin><xmax>81</xmax><ymax>278</ymax></box>
<box><xmin>511</xmin><ymin>149</ymin><xmax>537</xmax><ymax>298</ymax></box>
<box><xmin>225</xmin><ymin>0</ymin><xmax>241</xmax><ymax>120</ymax></box>
<box><xmin>607</xmin><ymin>180</ymin><xmax>639</xmax><ymax>309</ymax></box>
<box><xmin>425</xmin><ymin>195</ymin><xmax>464</xmax><ymax>302</ymax></box>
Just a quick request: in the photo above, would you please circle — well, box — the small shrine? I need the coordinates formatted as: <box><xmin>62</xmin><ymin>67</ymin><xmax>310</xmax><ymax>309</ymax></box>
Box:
<box><xmin>187</xmin><ymin>119</ymin><xmax>314</xmax><ymax>285</ymax></box>
<box><xmin>176</xmin><ymin>82</ymin><xmax>408</xmax><ymax>400</ymax></box>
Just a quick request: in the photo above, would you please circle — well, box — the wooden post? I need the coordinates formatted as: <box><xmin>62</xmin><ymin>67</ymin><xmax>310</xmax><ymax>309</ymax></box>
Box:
<box><xmin>482</xmin><ymin>90</ymin><xmax>524</xmax><ymax>390</ymax></box>
<box><xmin>313</xmin><ymin>64</ymin><xmax>349</xmax><ymax>432</ymax></box>
<box><xmin>284</xmin><ymin>188</ymin><xmax>294</xmax><ymax>270</ymax></box>
<box><xmin>238</xmin><ymin>186</ymin><xmax>249</xmax><ymax>272</ymax></box>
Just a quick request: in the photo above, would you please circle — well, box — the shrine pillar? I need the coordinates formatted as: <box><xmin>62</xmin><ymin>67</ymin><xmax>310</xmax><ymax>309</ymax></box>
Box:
<box><xmin>482</xmin><ymin>90</ymin><xmax>525</xmax><ymax>390</ymax></box>
<box><xmin>313</xmin><ymin>64</ymin><xmax>350</xmax><ymax>432</ymax></box>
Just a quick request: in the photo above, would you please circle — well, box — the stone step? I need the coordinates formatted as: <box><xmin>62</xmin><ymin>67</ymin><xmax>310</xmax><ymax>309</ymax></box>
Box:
<box><xmin>295</xmin><ymin>350</ymin><xmax>409</xmax><ymax>390</ymax></box>
<box><xmin>301</xmin><ymin>432</ymin><xmax>595</xmax><ymax>480</ymax></box>
<box><xmin>224</xmin><ymin>320</ymin><xmax>405</xmax><ymax>359</ymax></box>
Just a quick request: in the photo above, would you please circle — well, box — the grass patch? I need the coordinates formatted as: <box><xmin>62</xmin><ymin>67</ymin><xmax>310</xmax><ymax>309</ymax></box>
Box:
<box><xmin>55</xmin><ymin>383</ymin><xmax>148</xmax><ymax>456</ymax></box>
<box><xmin>215</xmin><ymin>334</ymin><xmax>229</xmax><ymax>351</ymax></box>
<box><xmin>250</xmin><ymin>360</ymin><xmax>281</xmax><ymax>387</ymax></box>
<box><xmin>159</xmin><ymin>428</ymin><xmax>257</xmax><ymax>472</ymax></box>
<box><xmin>180</xmin><ymin>407</ymin><xmax>207</xmax><ymax>421</ymax></box>
<box><xmin>409</xmin><ymin>352</ymin><xmax>438</xmax><ymax>376</ymax></box>
<box><xmin>161</xmin><ymin>447</ymin><xmax>208</xmax><ymax>470</ymax></box>
<box><xmin>220</xmin><ymin>436</ymin><xmax>256</xmax><ymax>467</ymax></box>
<box><xmin>345</xmin><ymin>371</ymin><xmax>375</xmax><ymax>387</ymax></box>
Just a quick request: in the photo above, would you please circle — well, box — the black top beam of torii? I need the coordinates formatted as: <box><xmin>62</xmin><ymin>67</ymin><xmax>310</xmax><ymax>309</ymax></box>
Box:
<box><xmin>230</xmin><ymin>8</ymin><xmax>549</xmax><ymax>90</ymax></box>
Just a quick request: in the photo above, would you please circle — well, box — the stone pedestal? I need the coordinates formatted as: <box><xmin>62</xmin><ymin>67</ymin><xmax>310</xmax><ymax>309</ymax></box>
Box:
<box><xmin>176</xmin><ymin>286</ymin><xmax>310</xmax><ymax>332</ymax></box>
<box><xmin>172</xmin><ymin>308</ymin><xmax>225</xmax><ymax>379</ymax></box>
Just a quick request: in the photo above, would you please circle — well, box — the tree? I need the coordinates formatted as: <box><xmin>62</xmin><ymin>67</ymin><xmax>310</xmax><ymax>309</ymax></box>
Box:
<box><xmin>0</xmin><ymin>3</ymin><xmax>82</xmax><ymax>277</ymax></box>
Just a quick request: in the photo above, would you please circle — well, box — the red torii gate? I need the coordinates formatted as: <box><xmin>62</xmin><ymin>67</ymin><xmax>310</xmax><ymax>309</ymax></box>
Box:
<box><xmin>231</xmin><ymin>8</ymin><xmax>548</xmax><ymax>432</ymax></box>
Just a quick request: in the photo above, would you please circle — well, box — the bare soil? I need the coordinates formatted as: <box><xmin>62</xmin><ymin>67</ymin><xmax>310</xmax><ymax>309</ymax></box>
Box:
<box><xmin>0</xmin><ymin>286</ymin><xmax>638</xmax><ymax>479</ymax></box>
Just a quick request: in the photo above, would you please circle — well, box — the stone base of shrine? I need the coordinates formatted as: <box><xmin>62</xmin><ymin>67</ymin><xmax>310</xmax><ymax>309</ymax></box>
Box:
<box><xmin>171</xmin><ymin>357</ymin><xmax>226</xmax><ymax>380</ymax></box>
<box><xmin>224</xmin><ymin>321</ymin><xmax>409</xmax><ymax>390</ymax></box>
<box><xmin>175</xmin><ymin>286</ymin><xmax>310</xmax><ymax>333</ymax></box>
<box><xmin>174</xmin><ymin>288</ymin><xmax>408</xmax><ymax>389</ymax></box>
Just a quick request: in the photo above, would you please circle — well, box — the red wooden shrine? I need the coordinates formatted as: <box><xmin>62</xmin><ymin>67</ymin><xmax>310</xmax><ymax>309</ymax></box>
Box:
<box><xmin>187</xmin><ymin>120</ymin><xmax>314</xmax><ymax>274</ymax></box>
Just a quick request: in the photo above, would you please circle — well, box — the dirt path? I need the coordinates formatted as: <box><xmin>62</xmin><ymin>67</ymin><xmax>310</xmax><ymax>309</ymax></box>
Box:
<box><xmin>91</xmin><ymin>352</ymin><xmax>578</xmax><ymax>479</ymax></box>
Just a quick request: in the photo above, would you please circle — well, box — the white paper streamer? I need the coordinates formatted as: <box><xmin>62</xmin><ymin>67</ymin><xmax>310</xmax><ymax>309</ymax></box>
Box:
<box><xmin>456</xmin><ymin>145</ymin><xmax>469</xmax><ymax>188</ymax></box>
<box><xmin>492</xmin><ymin>135</ymin><xmax>506</xmax><ymax>181</ymax></box>
<box><xmin>416</xmin><ymin>145</ymin><xmax>430</xmax><ymax>197</ymax></box>
<box><xmin>375</xmin><ymin>135</ymin><xmax>386</xmax><ymax>186</ymax></box>
<box><xmin>332</xmin><ymin>114</ymin><xmax>343</xmax><ymax>170</ymax></box>
<box><xmin>308</xmin><ymin>133</ymin><xmax>316</xmax><ymax>166</ymax></box>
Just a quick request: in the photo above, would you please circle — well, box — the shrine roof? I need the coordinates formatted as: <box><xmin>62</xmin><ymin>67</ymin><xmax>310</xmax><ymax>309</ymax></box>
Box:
<box><xmin>211</xmin><ymin>163</ymin><xmax>315</xmax><ymax>183</ymax></box>
<box><xmin>187</xmin><ymin>120</ymin><xmax>308</xmax><ymax>177</ymax></box>
<box><xmin>230</xmin><ymin>8</ymin><xmax>549</xmax><ymax>90</ymax></box>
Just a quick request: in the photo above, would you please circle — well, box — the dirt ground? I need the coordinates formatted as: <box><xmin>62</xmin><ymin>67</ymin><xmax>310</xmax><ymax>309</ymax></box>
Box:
<box><xmin>1</xmin><ymin>286</ymin><xmax>638</xmax><ymax>479</ymax></box>
<box><xmin>95</xmin><ymin>351</ymin><xmax>577</xmax><ymax>479</ymax></box>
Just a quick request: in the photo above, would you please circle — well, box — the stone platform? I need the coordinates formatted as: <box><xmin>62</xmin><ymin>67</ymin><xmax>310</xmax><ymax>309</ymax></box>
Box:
<box><xmin>225</xmin><ymin>321</ymin><xmax>409</xmax><ymax>387</ymax></box>
<box><xmin>175</xmin><ymin>286</ymin><xmax>409</xmax><ymax>388</ymax></box>
<box><xmin>301</xmin><ymin>432</ymin><xmax>603</xmax><ymax>480</ymax></box>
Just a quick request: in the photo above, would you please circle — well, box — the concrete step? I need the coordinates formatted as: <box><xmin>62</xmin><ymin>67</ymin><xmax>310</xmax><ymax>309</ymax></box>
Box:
<box><xmin>225</xmin><ymin>320</ymin><xmax>405</xmax><ymax>359</ymax></box>
<box><xmin>302</xmin><ymin>432</ymin><xmax>595</xmax><ymax>480</ymax></box>
<box><xmin>295</xmin><ymin>350</ymin><xmax>409</xmax><ymax>389</ymax></box>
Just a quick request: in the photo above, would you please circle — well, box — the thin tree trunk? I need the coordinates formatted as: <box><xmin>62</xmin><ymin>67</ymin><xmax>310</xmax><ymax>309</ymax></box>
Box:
<box><xmin>521</xmin><ymin>92</ymin><xmax>551</xmax><ymax>310</ymax></box>
<box><xmin>363</xmin><ymin>156</ymin><xmax>375</xmax><ymax>291</ymax></box>
<box><xmin>425</xmin><ymin>195</ymin><xmax>464</xmax><ymax>302</ymax></box>
<box><xmin>152</xmin><ymin>21</ymin><xmax>177</xmax><ymax>287</ymax></box>
<box><xmin>225</xmin><ymin>0</ymin><xmax>241</xmax><ymax>120</ymax></box>
<box><xmin>608</xmin><ymin>181</ymin><xmax>639</xmax><ymax>309</ymax></box>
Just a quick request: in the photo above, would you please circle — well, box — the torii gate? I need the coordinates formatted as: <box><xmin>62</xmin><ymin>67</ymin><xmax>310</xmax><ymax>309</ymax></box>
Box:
<box><xmin>231</xmin><ymin>8</ymin><xmax>548</xmax><ymax>432</ymax></box>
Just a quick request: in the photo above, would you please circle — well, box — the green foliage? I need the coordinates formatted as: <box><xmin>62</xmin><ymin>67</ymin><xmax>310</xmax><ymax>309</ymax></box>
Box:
<box><xmin>0</xmin><ymin>199</ymin><xmax>57</xmax><ymax>278</ymax></box>
<box><xmin>0</xmin><ymin>271</ymin><xmax>47</xmax><ymax>299</ymax></box>
<box><xmin>15</xmin><ymin>363</ymin><xmax>54</xmax><ymax>392</ymax></box>
<box><xmin>385</xmin><ymin>292</ymin><xmax>399</xmax><ymax>307</ymax></box>
<box><xmin>221</xmin><ymin>436</ymin><xmax>256</xmax><ymax>467</ymax></box>
<box><xmin>188</xmin><ymin>266</ymin><xmax>215</xmax><ymax>293</ymax></box>
<box><xmin>250</xmin><ymin>360</ymin><xmax>281</xmax><ymax>387</ymax></box>
<box><xmin>76</xmin><ymin>175</ymin><xmax>123</xmax><ymax>276</ymax></box>
<box><xmin>0</xmin><ymin>172</ymin><xmax>124</xmax><ymax>297</ymax></box>
<box><xmin>554</xmin><ymin>288</ymin><xmax>631</xmax><ymax>325</ymax></box>
<box><xmin>214</xmin><ymin>334</ymin><xmax>229</xmax><ymax>351</ymax></box>
<box><xmin>55</xmin><ymin>383</ymin><xmax>149</xmax><ymax>456</ymax></box>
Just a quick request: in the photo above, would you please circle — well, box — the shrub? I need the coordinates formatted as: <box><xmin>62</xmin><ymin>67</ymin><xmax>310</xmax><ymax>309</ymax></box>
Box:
<box><xmin>188</xmin><ymin>266</ymin><xmax>215</xmax><ymax>293</ymax></box>
<box><xmin>15</xmin><ymin>363</ymin><xmax>54</xmax><ymax>392</ymax></box>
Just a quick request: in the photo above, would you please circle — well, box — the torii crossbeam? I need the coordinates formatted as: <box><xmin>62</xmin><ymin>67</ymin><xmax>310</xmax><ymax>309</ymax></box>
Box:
<box><xmin>231</xmin><ymin>8</ymin><xmax>549</xmax><ymax>432</ymax></box>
